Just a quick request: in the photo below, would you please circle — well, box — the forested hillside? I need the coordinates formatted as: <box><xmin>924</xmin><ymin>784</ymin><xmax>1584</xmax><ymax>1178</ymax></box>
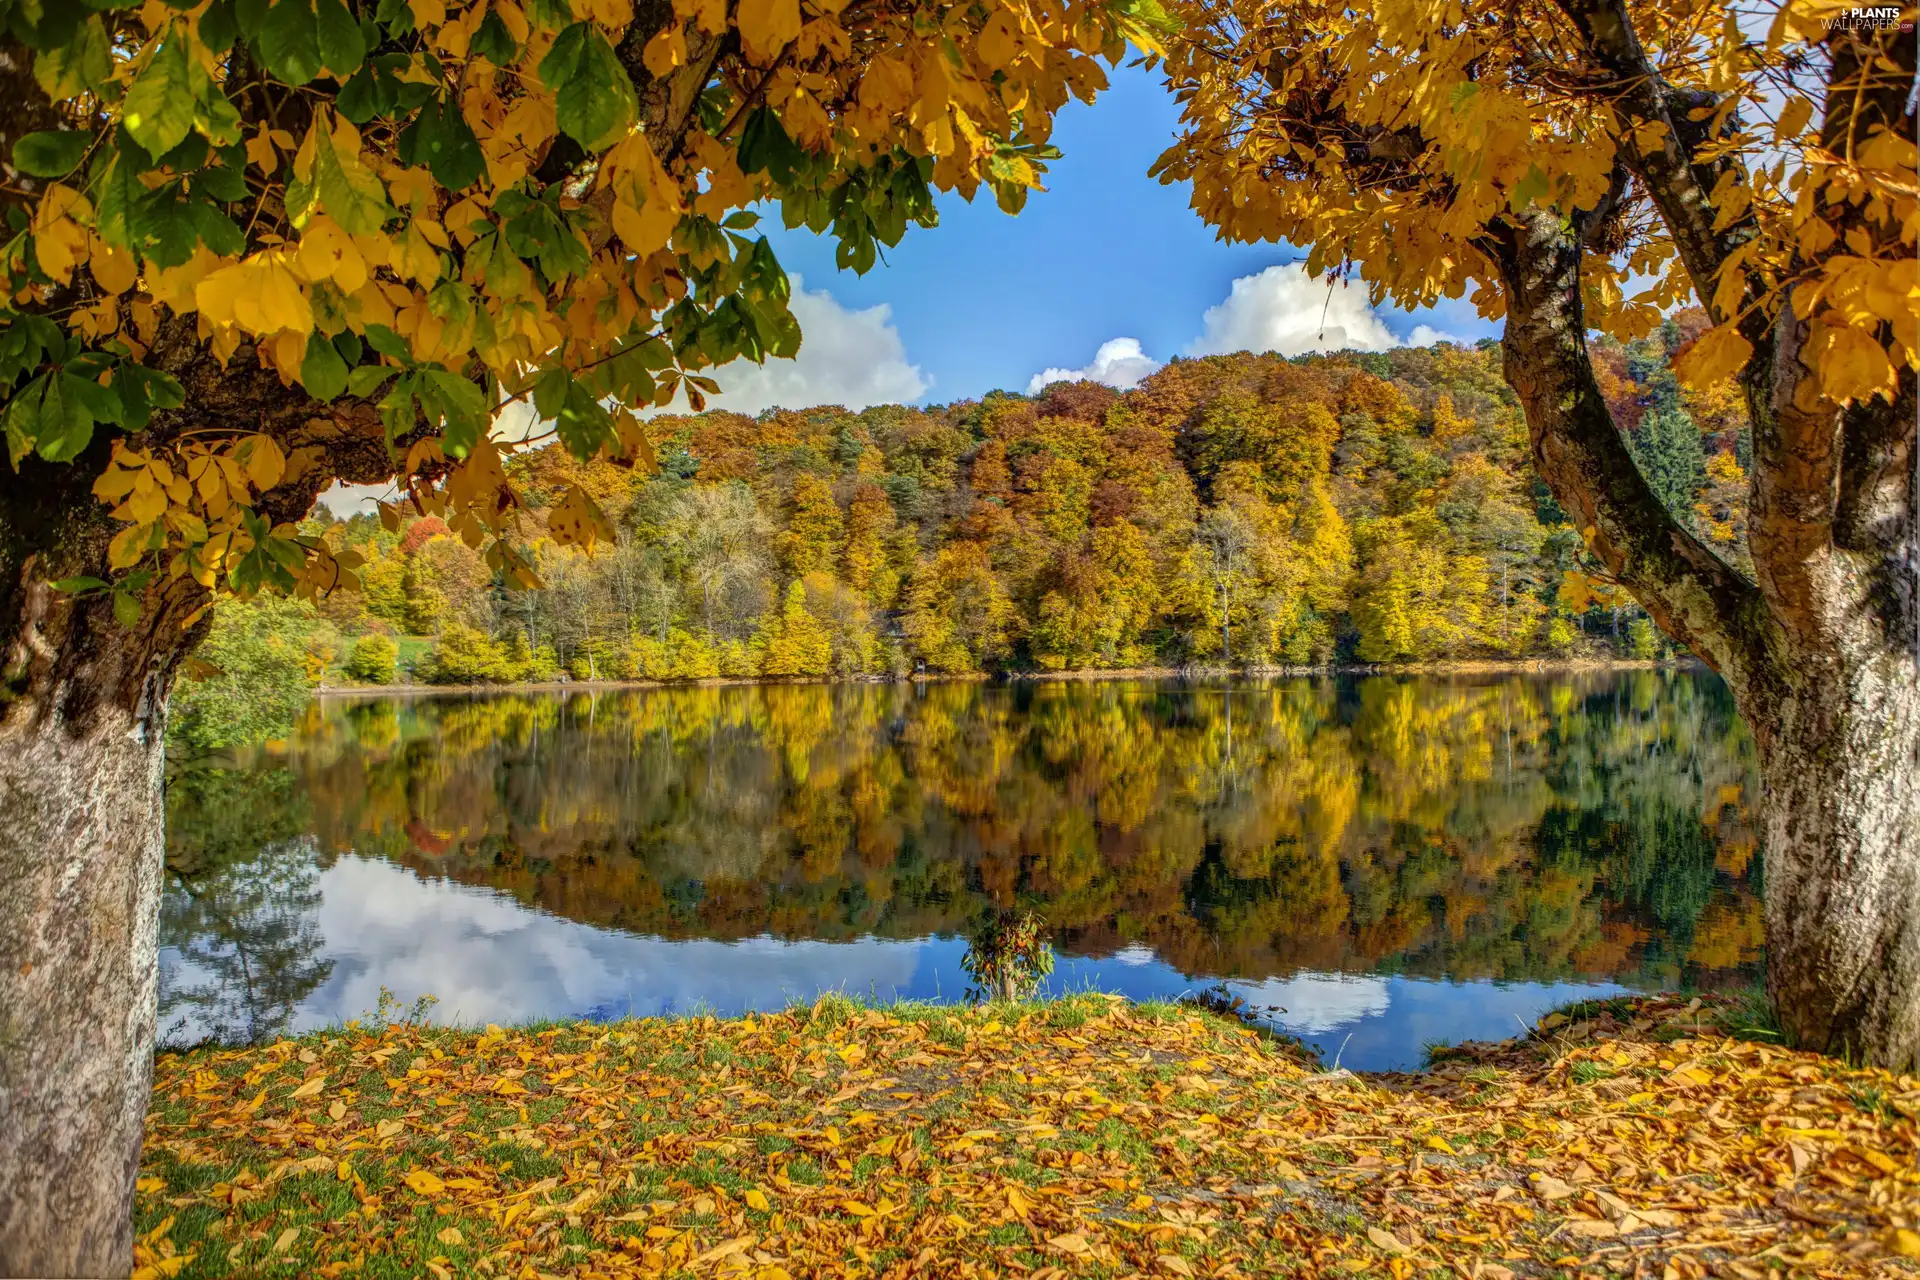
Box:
<box><xmin>183</xmin><ymin>314</ymin><xmax>1749</xmax><ymax>709</ymax></box>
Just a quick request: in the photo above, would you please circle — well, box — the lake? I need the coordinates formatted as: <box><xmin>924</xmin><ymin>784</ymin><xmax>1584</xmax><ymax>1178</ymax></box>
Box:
<box><xmin>160</xmin><ymin>669</ymin><xmax>1762</xmax><ymax>1070</ymax></box>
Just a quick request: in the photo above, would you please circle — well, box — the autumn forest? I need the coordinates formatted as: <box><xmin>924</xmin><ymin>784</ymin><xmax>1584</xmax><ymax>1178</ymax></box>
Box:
<box><xmin>192</xmin><ymin>314</ymin><xmax>1749</xmax><ymax>709</ymax></box>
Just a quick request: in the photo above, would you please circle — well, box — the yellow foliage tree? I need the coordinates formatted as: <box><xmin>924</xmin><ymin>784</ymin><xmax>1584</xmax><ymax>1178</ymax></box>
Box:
<box><xmin>0</xmin><ymin>0</ymin><xmax>1163</xmax><ymax>1260</ymax></box>
<box><xmin>1154</xmin><ymin>0</ymin><xmax>1917</xmax><ymax>1065</ymax></box>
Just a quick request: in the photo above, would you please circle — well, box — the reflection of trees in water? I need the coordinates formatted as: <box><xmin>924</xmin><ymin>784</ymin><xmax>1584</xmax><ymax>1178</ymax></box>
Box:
<box><xmin>195</xmin><ymin>672</ymin><xmax>1762</xmax><ymax>992</ymax></box>
<box><xmin>160</xmin><ymin>767</ymin><xmax>333</xmax><ymax>1046</ymax></box>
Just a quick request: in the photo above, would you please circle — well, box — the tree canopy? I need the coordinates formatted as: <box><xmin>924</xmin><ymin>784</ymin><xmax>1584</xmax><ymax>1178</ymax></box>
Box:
<box><xmin>0</xmin><ymin>0</ymin><xmax>1163</xmax><ymax>631</ymax></box>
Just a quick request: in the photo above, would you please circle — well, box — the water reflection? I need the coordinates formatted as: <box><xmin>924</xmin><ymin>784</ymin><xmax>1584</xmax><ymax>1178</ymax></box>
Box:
<box><xmin>160</xmin><ymin>671</ymin><xmax>1761</xmax><ymax>1069</ymax></box>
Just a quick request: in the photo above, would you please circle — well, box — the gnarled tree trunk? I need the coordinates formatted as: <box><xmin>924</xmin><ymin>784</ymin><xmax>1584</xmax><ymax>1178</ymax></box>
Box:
<box><xmin>1489</xmin><ymin>192</ymin><xmax>1920</xmax><ymax>1071</ymax></box>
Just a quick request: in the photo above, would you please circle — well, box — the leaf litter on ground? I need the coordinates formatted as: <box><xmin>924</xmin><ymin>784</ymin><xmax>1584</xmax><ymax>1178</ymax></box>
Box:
<box><xmin>135</xmin><ymin>993</ymin><xmax>1919</xmax><ymax>1279</ymax></box>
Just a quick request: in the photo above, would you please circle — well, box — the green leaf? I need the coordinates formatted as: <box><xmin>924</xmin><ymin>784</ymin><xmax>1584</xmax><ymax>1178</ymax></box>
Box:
<box><xmin>33</xmin><ymin>16</ymin><xmax>112</xmax><ymax>100</ymax></box>
<box><xmin>33</xmin><ymin>374</ymin><xmax>96</xmax><ymax>463</ymax></box>
<box><xmin>257</xmin><ymin>0</ymin><xmax>322</xmax><ymax>84</ymax></box>
<box><xmin>540</xmin><ymin>22</ymin><xmax>635</xmax><ymax>151</ymax></box>
<box><xmin>420</xmin><ymin>369</ymin><xmax>489</xmax><ymax>457</ymax></box>
<box><xmin>471</xmin><ymin>9</ymin><xmax>518</xmax><ymax>64</ymax></box>
<box><xmin>737</xmin><ymin>108</ymin><xmax>803</xmax><ymax>184</ymax></box>
<box><xmin>112</xmin><ymin>590</ymin><xmax>142</xmax><ymax>627</ymax></box>
<box><xmin>4</xmin><ymin>375</ymin><xmax>47</xmax><ymax>469</ymax></box>
<box><xmin>399</xmin><ymin>95</ymin><xmax>485</xmax><ymax>191</ymax></box>
<box><xmin>1508</xmin><ymin>163</ymin><xmax>1549</xmax><ymax>214</ymax></box>
<box><xmin>11</xmin><ymin>130</ymin><xmax>90</xmax><ymax>178</ymax></box>
<box><xmin>555</xmin><ymin>378</ymin><xmax>615</xmax><ymax>459</ymax></box>
<box><xmin>312</xmin><ymin>124</ymin><xmax>390</xmax><ymax>234</ymax></box>
<box><xmin>49</xmin><ymin>576</ymin><xmax>109</xmax><ymax>593</ymax></box>
<box><xmin>346</xmin><ymin>364</ymin><xmax>398</xmax><ymax>397</ymax></box>
<box><xmin>300</xmin><ymin>331</ymin><xmax>350</xmax><ymax>401</ymax></box>
<box><xmin>314</xmin><ymin>0</ymin><xmax>365</xmax><ymax>76</ymax></box>
<box><xmin>122</xmin><ymin>34</ymin><xmax>196</xmax><ymax>158</ymax></box>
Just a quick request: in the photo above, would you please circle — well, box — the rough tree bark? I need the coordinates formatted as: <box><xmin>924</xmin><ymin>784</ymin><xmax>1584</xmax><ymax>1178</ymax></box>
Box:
<box><xmin>0</xmin><ymin>446</ymin><xmax>186</xmax><ymax>1278</ymax></box>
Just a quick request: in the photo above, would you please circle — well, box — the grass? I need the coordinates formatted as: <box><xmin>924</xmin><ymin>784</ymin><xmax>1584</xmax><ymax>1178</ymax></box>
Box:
<box><xmin>132</xmin><ymin>992</ymin><xmax>1919</xmax><ymax>1280</ymax></box>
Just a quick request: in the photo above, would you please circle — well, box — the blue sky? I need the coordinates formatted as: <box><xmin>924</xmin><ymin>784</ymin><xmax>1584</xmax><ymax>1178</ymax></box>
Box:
<box><xmin>711</xmin><ymin>59</ymin><xmax>1501</xmax><ymax>411</ymax></box>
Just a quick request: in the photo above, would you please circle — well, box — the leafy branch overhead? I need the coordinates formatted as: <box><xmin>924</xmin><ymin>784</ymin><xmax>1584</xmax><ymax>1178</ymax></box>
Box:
<box><xmin>0</xmin><ymin>0</ymin><xmax>1166</xmax><ymax>608</ymax></box>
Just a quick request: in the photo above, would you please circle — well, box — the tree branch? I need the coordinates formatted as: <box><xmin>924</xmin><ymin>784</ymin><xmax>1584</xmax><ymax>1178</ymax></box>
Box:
<box><xmin>1481</xmin><ymin>211</ymin><xmax>1776</xmax><ymax>686</ymax></box>
<box><xmin>1549</xmin><ymin>0</ymin><xmax>1761</xmax><ymax>335</ymax></box>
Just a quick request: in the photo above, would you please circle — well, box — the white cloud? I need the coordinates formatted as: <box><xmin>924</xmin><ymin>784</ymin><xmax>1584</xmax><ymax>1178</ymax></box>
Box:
<box><xmin>1407</xmin><ymin>324</ymin><xmax>1463</xmax><ymax>347</ymax></box>
<box><xmin>1026</xmin><ymin>337</ymin><xmax>1163</xmax><ymax>395</ymax></box>
<box><xmin>312</xmin><ymin>280</ymin><xmax>924</xmax><ymax>515</ymax></box>
<box><xmin>1188</xmin><ymin>264</ymin><xmax>1402</xmax><ymax>358</ymax></box>
<box><xmin>1017</xmin><ymin>266</ymin><xmax>1478</xmax><ymax>401</ymax></box>
<box><xmin>676</xmin><ymin>276</ymin><xmax>928</xmax><ymax>416</ymax></box>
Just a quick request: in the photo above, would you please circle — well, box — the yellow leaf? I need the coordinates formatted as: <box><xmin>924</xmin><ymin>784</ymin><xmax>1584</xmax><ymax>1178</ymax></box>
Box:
<box><xmin>246</xmin><ymin>129</ymin><xmax>279</xmax><ymax>174</ymax></box>
<box><xmin>328</xmin><ymin>1100</ymin><xmax>347</xmax><ymax>1121</ymax></box>
<box><xmin>1366</xmin><ymin>1226</ymin><xmax>1410</xmax><ymax>1255</ymax></box>
<box><xmin>1773</xmin><ymin>95</ymin><xmax>1814</xmax><ymax>142</ymax></box>
<box><xmin>1157</xmin><ymin>1257</ymin><xmax>1195</xmax><ymax>1277</ymax></box>
<box><xmin>735</xmin><ymin>0</ymin><xmax>800</xmax><ymax>63</ymax></box>
<box><xmin>840</xmin><ymin>1200</ymin><xmax>874</xmax><ymax>1217</ymax></box>
<box><xmin>376</xmin><ymin>1118</ymin><xmax>406</xmax><ymax>1139</ymax></box>
<box><xmin>90</xmin><ymin>238</ymin><xmax>137</xmax><ymax>296</ymax></box>
<box><xmin>436</xmin><ymin>1227</ymin><xmax>463</xmax><ymax>1246</ymax></box>
<box><xmin>643</xmin><ymin>26</ymin><xmax>686</xmax><ymax>77</ymax></box>
<box><xmin>294</xmin><ymin>216</ymin><xmax>368</xmax><ymax>293</ymax></box>
<box><xmin>243</xmin><ymin>435</ymin><xmax>286</xmax><ymax>492</ymax></box>
<box><xmin>405</xmin><ymin>1169</ymin><xmax>446</xmax><ymax>1196</ymax></box>
<box><xmin>1672</xmin><ymin>323</ymin><xmax>1752</xmax><ymax>388</ymax></box>
<box><xmin>1815</xmin><ymin>322</ymin><xmax>1895</xmax><ymax>404</ymax></box>
<box><xmin>1047</xmin><ymin>1232</ymin><xmax>1091</xmax><ymax>1254</ymax></box>
<box><xmin>272</xmin><ymin>1226</ymin><xmax>299</xmax><ymax>1253</ymax></box>
<box><xmin>1890</xmin><ymin>1228</ymin><xmax>1920</xmax><ymax>1258</ymax></box>
<box><xmin>289</xmin><ymin>1075</ymin><xmax>327</xmax><ymax>1099</ymax></box>
<box><xmin>408</xmin><ymin>0</ymin><xmax>445</xmax><ymax>28</ymax></box>
<box><xmin>744</xmin><ymin>1188</ymin><xmax>771</xmax><ymax>1212</ymax></box>
<box><xmin>135</xmin><ymin>1176</ymin><xmax>166</xmax><ymax>1194</ymax></box>
<box><xmin>1423</xmin><ymin>1135</ymin><xmax>1456</xmax><ymax>1156</ymax></box>
<box><xmin>494</xmin><ymin>1077</ymin><xmax>529</xmax><ymax>1095</ymax></box>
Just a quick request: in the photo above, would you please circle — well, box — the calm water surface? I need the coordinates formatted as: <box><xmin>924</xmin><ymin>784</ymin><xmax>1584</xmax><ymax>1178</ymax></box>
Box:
<box><xmin>160</xmin><ymin>671</ymin><xmax>1762</xmax><ymax>1070</ymax></box>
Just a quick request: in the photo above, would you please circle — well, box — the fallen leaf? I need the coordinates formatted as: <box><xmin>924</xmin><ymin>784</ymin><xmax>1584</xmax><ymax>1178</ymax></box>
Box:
<box><xmin>328</xmin><ymin>1100</ymin><xmax>346</xmax><ymax>1121</ymax></box>
<box><xmin>1529</xmin><ymin>1174</ymin><xmax>1576</xmax><ymax>1201</ymax></box>
<box><xmin>405</xmin><ymin>1169</ymin><xmax>445</xmax><ymax>1196</ymax></box>
<box><xmin>436</xmin><ymin>1227</ymin><xmax>462</xmax><ymax>1246</ymax></box>
<box><xmin>289</xmin><ymin>1076</ymin><xmax>326</xmax><ymax>1099</ymax></box>
<box><xmin>272</xmin><ymin>1226</ymin><xmax>298</xmax><ymax>1253</ymax></box>
<box><xmin>1366</xmin><ymin>1226</ymin><xmax>1410</xmax><ymax>1255</ymax></box>
<box><xmin>744</xmin><ymin>1188</ymin><xmax>770</xmax><ymax>1212</ymax></box>
<box><xmin>376</xmin><ymin>1118</ymin><xmax>405</xmax><ymax>1139</ymax></box>
<box><xmin>1048</xmin><ymin>1232</ymin><xmax>1091</xmax><ymax>1254</ymax></box>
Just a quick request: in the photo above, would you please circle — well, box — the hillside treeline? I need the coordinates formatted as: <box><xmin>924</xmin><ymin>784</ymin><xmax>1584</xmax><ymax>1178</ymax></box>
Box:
<box><xmin>177</xmin><ymin>316</ymin><xmax>1749</xmax><ymax>717</ymax></box>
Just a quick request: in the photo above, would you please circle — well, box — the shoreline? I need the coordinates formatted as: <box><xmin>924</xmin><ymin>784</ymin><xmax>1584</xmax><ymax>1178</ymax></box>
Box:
<box><xmin>314</xmin><ymin>655</ymin><xmax>1702</xmax><ymax>698</ymax></box>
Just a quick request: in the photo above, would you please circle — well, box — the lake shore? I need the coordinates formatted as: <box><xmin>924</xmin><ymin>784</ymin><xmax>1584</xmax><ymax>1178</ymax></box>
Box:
<box><xmin>313</xmin><ymin>656</ymin><xmax>1701</xmax><ymax>698</ymax></box>
<box><xmin>135</xmin><ymin>993</ymin><xmax>1915</xmax><ymax>1279</ymax></box>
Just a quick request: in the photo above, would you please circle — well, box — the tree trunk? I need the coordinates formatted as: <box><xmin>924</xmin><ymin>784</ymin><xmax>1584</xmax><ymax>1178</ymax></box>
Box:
<box><xmin>1</xmin><ymin>446</ymin><xmax>209</xmax><ymax>1275</ymax></box>
<box><xmin>0</xmin><ymin>700</ymin><xmax>169</xmax><ymax>1277</ymax></box>
<box><xmin>1755</xmin><ymin>649</ymin><xmax>1920</xmax><ymax>1068</ymax></box>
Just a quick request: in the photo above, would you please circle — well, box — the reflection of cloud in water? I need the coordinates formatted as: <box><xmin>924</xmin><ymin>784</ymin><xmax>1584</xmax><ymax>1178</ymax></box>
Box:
<box><xmin>301</xmin><ymin>856</ymin><xmax>926</xmax><ymax>1032</ymax></box>
<box><xmin>1230</xmin><ymin>973</ymin><xmax>1391</xmax><ymax>1034</ymax></box>
<box><xmin>160</xmin><ymin>854</ymin><xmax>1634</xmax><ymax>1072</ymax></box>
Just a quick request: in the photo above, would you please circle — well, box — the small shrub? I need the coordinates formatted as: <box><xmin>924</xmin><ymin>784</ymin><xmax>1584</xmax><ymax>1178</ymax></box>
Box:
<box><xmin>960</xmin><ymin>910</ymin><xmax>1054</xmax><ymax>1003</ymax></box>
<box><xmin>344</xmin><ymin>633</ymin><xmax>399</xmax><ymax>685</ymax></box>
